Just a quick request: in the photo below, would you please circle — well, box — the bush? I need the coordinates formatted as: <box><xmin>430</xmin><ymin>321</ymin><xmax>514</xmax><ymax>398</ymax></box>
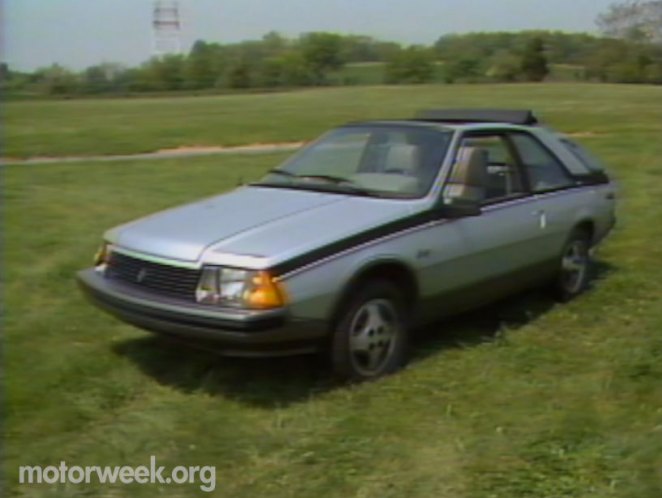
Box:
<box><xmin>521</xmin><ymin>37</ymin><xmax>550</xmax><ymax>82</ymax></box>
<box><xmin>385</xmin><ymin>46</ymin><xmax>436</xmax><ymax>84</ymax></box>
<box><xmin>443</xmin><ymin>55</ymin><xmax>485</xmax><ymax>83</ymax></box>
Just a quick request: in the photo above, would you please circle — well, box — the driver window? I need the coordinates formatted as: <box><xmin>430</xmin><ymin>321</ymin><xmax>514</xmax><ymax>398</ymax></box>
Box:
<box><xmin>456</xmin><ymin>134</ymin><xmax>525</xmax><ymax>202</ymax></box>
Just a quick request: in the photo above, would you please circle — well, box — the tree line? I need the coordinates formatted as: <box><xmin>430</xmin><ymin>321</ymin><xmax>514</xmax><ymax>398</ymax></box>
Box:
<box><xmin>1</xmin><ymin>33</ymin><xmax>399</xmax><ymax>96</ymax></box>
<box><xmin>2</xmin><ymin>1</ymin><xmax>661</xmax><ymax>97</ymax></box>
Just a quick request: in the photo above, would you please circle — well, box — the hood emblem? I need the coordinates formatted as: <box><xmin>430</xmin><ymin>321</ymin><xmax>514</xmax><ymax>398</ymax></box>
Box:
<box><xmin>136</xmin><ymin>268</ymin><xmax>148</xmax><ymax>283</ymax></box>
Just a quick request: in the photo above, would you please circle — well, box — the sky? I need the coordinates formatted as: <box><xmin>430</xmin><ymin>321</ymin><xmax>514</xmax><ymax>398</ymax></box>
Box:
<box><xmin>2</xmin><ymin>0</ymin><xmax>617</xmax><ymax>71</ymax></box>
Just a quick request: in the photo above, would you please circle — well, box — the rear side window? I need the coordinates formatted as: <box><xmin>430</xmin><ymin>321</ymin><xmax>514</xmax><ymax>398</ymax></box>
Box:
<box><xmin>561</xmin><ymin>139</ymin><xmax>606</xmax><ymax>173</ymax></box>
<box><xmin>509</xmin><ymin>133</ymin><xmax>575</xmax><ymax>193</ymax></box>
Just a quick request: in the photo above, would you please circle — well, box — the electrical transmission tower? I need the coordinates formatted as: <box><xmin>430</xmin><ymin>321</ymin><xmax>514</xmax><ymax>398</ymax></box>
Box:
<box><xmin>152</xmin><ymin>1</ymin><xmax>183</xmax><ymax>56</ymax></box>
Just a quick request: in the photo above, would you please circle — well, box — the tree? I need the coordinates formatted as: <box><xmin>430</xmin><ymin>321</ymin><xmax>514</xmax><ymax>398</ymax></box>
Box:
<box><xmin>226</xmin><ymin>59</ymin><xmax>253</xmax><ymax>89</ymax></box>
<box><xmin>133</xmin><ymin>55</ymin><xmax>186</xmax><ymax>91</ymax></box>
<box><xmin>486</xmin><ymin>50</ymin><xmax>521</xmax><ymax>82</ymax></box>
<box><xmin>584</xmin><ymin>40</ymin><xmax>628</xmax><ymax>81</ymax></box>
<box><xmin>583</xmin><ymin>37</ymin><xmax>660</xmax><ymax>83</ymax></box>
<box><xmin>645</xmin><ymin>61</ymin><xmax>662</xmax><ymax>83</ymax></box>
<box><xmin>82</xmin><ymin>63</ymin><xmax>127</xmax><ymax>93</ymax></box>
<box><xmin>255</xmin><ymin>52</ymin><xmax>316</xmax><ymax>88</ymax></box>
<box><xmin>261</xmin><ymin>31</ymin><xmax>288</xmax><ymax>55</ymax></box>
<box><xmin>33</xmin><ymin>64</ymin><xmax>79</xmax><ymax>94</ymax></box>
<box><xmin>373</xmin><ymin>41</ymin><xmax>401</xmax><ymax>61</ymax></box>
<box><xmin>258</xmin><ymin>57</ymin><xmax>285</xmax><ymax>88</ymax></box>
<box><xmin>279</xmin><ymin>52</ymin><xmax>315</xmax><ymax>86</ymax></box>
<box><xmin>0</xmin><ymin>63</ymin><xmax>32</xmax><ymax>93</ymax></box>
<box><xmin>384</xmin><ymin>46</ymin><xmax>436</xmax><ymax>84</ymax></box>
<box><xmin>9</xmin><ymin>29</ymin><xmax>662</xmax><ymax>98</ymax></box>
<box><xmin>185</xmin><ymin>40</ymin><xmax>223</xmax><ymax>89</ymax></box>
<box><xmin>299</xmin><ymin>32</ymin><xmax>345</xmax><ymax>84</ymax></box>
<box><xmin>154</xmin><ymin>55</ymin><xmax>187</xmax><ymax>90</ymax></box>
<box><xmin>521</xmin><ymin>37</ymin><xmax>550</xmax><ymax>81</ymax></box>
<box><xmin>597</xmin><ymin>1</ymin><xmax>662</xmax><ymax>44</ymax></box>
<box><xmin>443</xmin><ymin>55</ymin><xmax>484</xmax><ymax>83</ymax></box>
<box><xmin>612</xmin><ymin>50</ymin><xmax>657</xmax><ymax>81</ymax></box>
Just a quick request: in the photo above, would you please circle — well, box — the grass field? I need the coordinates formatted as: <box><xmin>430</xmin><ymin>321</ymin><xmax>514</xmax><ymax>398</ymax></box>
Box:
<box><xmin>5</xmin><ymin>83</ymin><xmax>660</xmax><ymax>159</ymax></box>
<box><xmin>3</xmin><ymin>84</ymin><xmax>662</xmax><ymax>497</ymax></box>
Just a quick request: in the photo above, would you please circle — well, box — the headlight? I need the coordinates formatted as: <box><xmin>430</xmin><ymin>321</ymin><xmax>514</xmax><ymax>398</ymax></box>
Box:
<box><xmin>94</xmin><ymin>242</ymin><xmax>110</xmax><ymax>270</ymax></box>
<box><xmin>195</xmin><ymin>267</ymin><xmax>287</xmax><ymax>309</ymax></box>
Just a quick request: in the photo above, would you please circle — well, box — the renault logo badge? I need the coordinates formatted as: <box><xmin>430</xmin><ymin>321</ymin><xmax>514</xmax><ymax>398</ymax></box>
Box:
<box><xmin>136</xmin><ymin>268</ymin><xmax>148</xmax><ymax>283</ymax></box>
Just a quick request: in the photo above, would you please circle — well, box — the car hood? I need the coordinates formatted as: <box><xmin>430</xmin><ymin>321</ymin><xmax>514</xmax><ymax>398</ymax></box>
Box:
<box><xmin>109</xmin><ymin>186</ymin><xmax>416</xmax><ymax>264</ymax></box>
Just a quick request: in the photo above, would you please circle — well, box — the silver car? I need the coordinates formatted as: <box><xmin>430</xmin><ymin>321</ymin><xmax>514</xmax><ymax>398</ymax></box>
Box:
<box><xmin>78</xmin><ymin>109</ymin><xmax>617</xmax><ymax>381</ymax></box>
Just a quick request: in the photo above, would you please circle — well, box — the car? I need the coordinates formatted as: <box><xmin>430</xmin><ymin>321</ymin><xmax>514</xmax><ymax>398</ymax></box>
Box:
<box><xmin>77</xmin><ymin>109</ymin><xmax>617</xmax><ymax>381</ymax></box>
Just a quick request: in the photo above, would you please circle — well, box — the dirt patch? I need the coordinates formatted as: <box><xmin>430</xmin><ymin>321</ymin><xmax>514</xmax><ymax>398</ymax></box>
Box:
<box><xmin>1</xmin><ymin>141</ymin><xmax>306</xmax><ymax>166</ymax></box>
<box><xmin>155</xmin><ymin>142</ymin><xmax>305</xmax><ymax>154</ymax></box>
<box><xmin>563</xmin><ymin>131</ymin><xmax>605</xmax><ymax>138</ymax></box>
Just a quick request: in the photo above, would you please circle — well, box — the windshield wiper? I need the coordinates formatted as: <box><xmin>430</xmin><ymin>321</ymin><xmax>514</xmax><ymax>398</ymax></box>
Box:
<box><xmin>296</xmin><ymin>174</ymin><xmax>351</xmax><ymax>184</ymax></box>
<box><xmin>298</xmin><ymin>175</ymin><xmax>376</xmax><ymax>196</ymax></box>
<box><xmin>258</xmin><ymin>170</ymin><xmax>375</xmax><ymax>196</ymax></box>
<box><xmin>267</xmin><ymin>171</ymin><xmax>353</xmax><ymax>185</ymax></box>
<box><xmin>254</xmin><ymin>175</ymin><xmax>374</xmax><ymax>196</ymax></box>
<box><xmin>267</xmin><ymin>168</ymin><xmax>298</xmax><ymax>178</ymax></box>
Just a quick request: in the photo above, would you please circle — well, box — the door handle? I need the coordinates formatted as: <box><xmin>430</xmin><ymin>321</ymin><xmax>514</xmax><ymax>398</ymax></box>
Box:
<box><xmin>532</xmin><ymin>209</ymin><xmax>547</xmax><ymax>229</ymax></box>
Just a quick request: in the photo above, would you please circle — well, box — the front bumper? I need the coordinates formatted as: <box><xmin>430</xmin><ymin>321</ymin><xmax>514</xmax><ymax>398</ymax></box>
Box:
<box><xmin>77</xmin><ymin>269</ymin><xmax>327</xmax><ymax>356</ymax></box>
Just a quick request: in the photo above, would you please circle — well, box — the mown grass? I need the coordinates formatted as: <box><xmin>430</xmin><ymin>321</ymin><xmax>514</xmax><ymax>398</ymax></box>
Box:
<box><xmin>3</xmin><ymin>85</ymin><xmax>662</xmax><ymax>497</ymax></box>
<box><xmin>4</xmin><ymin>83</ymin><xmax>660</xmax><ymax>158</ymax></box>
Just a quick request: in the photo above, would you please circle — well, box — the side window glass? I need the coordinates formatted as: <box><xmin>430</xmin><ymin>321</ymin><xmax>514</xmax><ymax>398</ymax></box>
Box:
<box><xmin>561</xmin><ymin>139</ymin><xmax>606</xmax><ymax>173</ymax></box>
<box><xmin>510</xmin><ymin>133</ymin><xmax>574</xmax><ymax>192</ymax></box>
<box><xmin>452</xmin><ymin>135</ymin><xmax>525</xmax><ymax>202</ymax></box>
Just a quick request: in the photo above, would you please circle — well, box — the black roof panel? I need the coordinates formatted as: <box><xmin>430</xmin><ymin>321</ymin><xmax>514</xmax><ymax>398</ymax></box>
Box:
<box><xmin>415</xmin><ymin>109</ymin><xmax>538</xmax><ymax>125</ymax></box>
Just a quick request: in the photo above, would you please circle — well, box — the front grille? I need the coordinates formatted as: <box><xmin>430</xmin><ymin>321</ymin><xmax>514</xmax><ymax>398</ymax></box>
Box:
<box><xmin>106</xmin><ymin>251</ymin><xmax>201</xmax><ymax>301</ymax></box>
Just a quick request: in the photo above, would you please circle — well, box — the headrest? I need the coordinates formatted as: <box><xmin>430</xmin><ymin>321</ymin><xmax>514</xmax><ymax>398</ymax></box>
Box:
<box><xmin>385</xmin><ymin>144</ymin><xmax>420</xmax><ymax>173</ymax></box>
<box><xmin>450</xmin><ymin>147</ymin><xmax>489</xmax><ymax>187</ymax></box>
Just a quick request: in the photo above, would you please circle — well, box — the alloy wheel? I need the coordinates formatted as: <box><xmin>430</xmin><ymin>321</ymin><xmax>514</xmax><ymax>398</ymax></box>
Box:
<box><xmin>561</xmin><ymin>239</ymin><xmax>589</xmax><ymax>295</ymax></box>
<box><xmin>348</xmin><ymin>299</ymin><xmax>400</xmax><ymax>377</ymax></box>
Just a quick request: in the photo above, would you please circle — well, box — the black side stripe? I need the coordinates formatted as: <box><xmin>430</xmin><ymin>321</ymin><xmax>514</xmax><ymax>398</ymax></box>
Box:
<box><xmin>271</xmin><ymin>210</ymin><xmax>441</xmax><ymax>276</ymax></box>
<box><xmin>271</xmin><ymin>181</ymin><xmax>603</xmax><ymax>277</ymax></box>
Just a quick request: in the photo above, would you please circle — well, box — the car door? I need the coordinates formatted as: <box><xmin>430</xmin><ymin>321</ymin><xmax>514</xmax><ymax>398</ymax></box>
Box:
<box><xmin>506</xmin><ymin>131</ymin><xmax>582</xmax><ymax>261</ymax></box>
<box><xmin>416</xmin><ymin>131</ymin><xmax>549</xmax><ymax>317</ymax></box>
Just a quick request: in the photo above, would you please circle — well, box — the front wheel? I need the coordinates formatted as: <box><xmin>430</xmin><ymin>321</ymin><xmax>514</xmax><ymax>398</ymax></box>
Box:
<box><xmin>554</xmin><ymin>229</ymin><xmax>592</xmax><ymax>301</ymax></box>
<box><xmin>330</xmin><ymin>281</ymin><xmax>409</xmax><ymax>382</ymax></box>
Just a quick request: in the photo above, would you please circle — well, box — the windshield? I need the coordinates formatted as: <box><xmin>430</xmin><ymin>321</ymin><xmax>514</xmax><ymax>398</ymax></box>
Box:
<box><xmin>253</xmin><ymin>125</ymin><xmax>452</xmax><ymax>198</ymax></box>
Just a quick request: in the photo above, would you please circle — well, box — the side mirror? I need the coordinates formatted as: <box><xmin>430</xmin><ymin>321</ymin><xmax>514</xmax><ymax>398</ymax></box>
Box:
<box><xmin>435</xmin><ymin>197</ymin><xmax>482</xmax><ymax>218</ymax></box>
<box><xmin>436</xmin><ymin>146</ymin><xmax>488</xmax><ymax>219</ymax></box>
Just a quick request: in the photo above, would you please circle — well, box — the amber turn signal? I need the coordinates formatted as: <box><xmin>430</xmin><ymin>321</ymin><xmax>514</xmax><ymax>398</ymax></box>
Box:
<box><xmin>245</xmin><ymin>271</ymin><xmax>287</xmax><ymax>309</ymax></box>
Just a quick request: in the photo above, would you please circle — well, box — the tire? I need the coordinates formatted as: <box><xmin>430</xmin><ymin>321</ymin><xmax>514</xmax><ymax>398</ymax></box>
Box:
<box><xmin>553</xmin><ymin>228</ymin><xmax>592</xmax><ymax>302</ymax></box>
<box><xmin>330</xmin><ymin>280</ymin><xmax>410</xmax><ymax>382</ymax></box>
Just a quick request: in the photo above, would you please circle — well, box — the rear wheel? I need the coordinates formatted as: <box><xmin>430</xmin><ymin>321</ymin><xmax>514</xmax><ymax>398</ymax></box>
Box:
<box><xmin>554</xmin><ymin>229</ymin><xmax>592</xmax><ymax>301</ymax></box>
<box><xmin>330</xmin><ymin>281</ymin><xmax>409</xmax><ymax>382</ymax></box>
